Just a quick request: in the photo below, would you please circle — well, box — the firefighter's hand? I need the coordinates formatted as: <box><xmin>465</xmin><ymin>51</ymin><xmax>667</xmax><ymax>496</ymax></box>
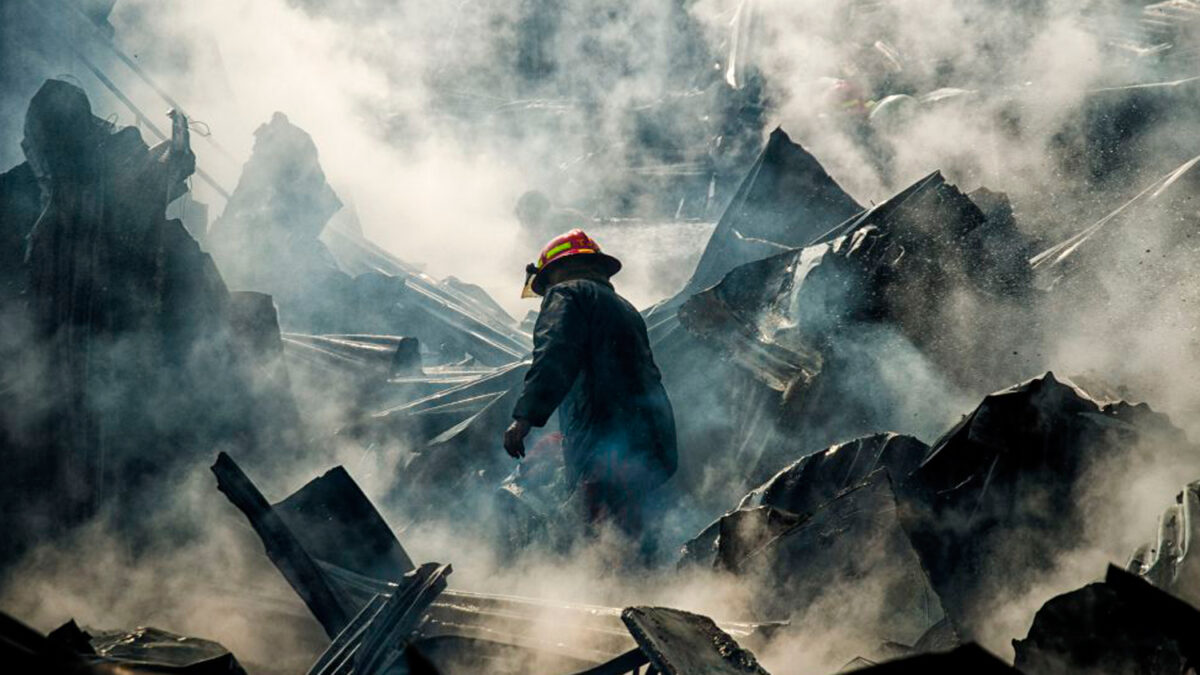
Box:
<box><xmin>504</xmin><ymin>418</ymin><xmax>532</xmax><ymax>459</ymax></box>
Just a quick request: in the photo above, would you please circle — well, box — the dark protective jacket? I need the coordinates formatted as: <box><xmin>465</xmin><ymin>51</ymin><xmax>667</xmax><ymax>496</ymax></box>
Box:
<box><xmin>512</xmin><ymin>278</ymin><xmax>677</xmax><ymax>488</ymax></box>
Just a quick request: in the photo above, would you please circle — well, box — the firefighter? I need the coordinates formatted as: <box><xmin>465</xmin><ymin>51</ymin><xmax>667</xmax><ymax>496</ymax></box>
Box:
<box><xmin>503</xmin><ymin>229</ymin><xmax>677</xmax><ymax>540</ymax></box>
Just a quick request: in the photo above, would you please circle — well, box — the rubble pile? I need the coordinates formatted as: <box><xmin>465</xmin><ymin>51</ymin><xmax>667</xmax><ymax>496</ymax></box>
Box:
<box><xmin>680</xmin><ymin>373</ymin><xmax>1195</xmax><ymax>658</ymax></box>
<box><xmin>207</xmin><ymin>112</ymin><xmax>348</xmax><ymax>333</ymax></box>
<box><xmin>0</xmin><ymin>81</ymin><xmax>301</xmax><ymax>567</ymax></box>
<box><xmin>209</xmin><ymin>112</ymin><xmax>529</xmax><ymax>367</ymax></box>
<box><xmin>11</xmin><ymin>1</ymin><xmax>1200</xmax><ymax>672</ymax></box>
<box><xmin>209</xmin><ymin>450</ymin><xmax>781</xmax><ymax>674</ymax></box>
<box><xmin>655</xmin><ymin>163</ymin><xmax>1038</xmax><ymax>495</ymax></box>
<box><xmin>0</xmin><ymin>614</ymin><xmax>250</xmax><ymax>674</ymax></box>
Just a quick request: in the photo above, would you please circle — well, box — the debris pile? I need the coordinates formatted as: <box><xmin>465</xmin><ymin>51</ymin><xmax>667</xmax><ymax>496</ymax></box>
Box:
<box><xmin>11</xmin><ymin>0</ymin><xmax>1200</xmax><ymax>669</ymax></box>
<box><xmin>0</xmin><ymin>80</ymin><xmax>300</xmax><ymax>567</ymax></box>
<box><xmin>210</xmin><ymin>450</ymin><xmax>780</xmax><ymax>674</ymax></box>
<box><xmin>656</xmin><ymin>160</ymin><xmax>1037</xmax><ymax>495</ymax></box>
<box><xmin>680</xmin><ymin>373</ymin><xmax>1194</xmax><ymax>658</ymax></box>
<box><xmin>209</xmin><ymin>112</ymin><xmax>529</xmax><ymax>367</ymax></box>
<box><xmin>1</xmin><ymin>613</ymin><xmax>250</xmax><ymax>674</ymax></box>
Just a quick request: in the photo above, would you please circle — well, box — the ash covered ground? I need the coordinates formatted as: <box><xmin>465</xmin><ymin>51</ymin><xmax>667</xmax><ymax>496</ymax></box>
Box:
<box><xmin>4</xmin><ymin>1</ymin><xmax>1200</xmax><ymax>674</ymax></box>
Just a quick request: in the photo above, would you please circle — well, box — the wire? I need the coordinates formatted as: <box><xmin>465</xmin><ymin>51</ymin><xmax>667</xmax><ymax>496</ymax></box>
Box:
<box><xmin>187</xmin><ymin>119</ymin><xmax>213</xmax><ymax>137</ymax></box>
<box><xmin>50</xmin><ymin>0</ymin><xmax>240</xmax><ymax>165</ymax></box>
<box><xmin>20</xmin><ymin>0</ymin><xmax>233</xmax><ymax>200</ymax></box>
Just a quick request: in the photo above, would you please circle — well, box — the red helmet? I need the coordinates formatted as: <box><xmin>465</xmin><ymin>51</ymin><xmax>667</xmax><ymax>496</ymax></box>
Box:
<box><xmin>522</xmin><ymin>229</ymin><xmax>622</xmax><ymax>297</ymax></box>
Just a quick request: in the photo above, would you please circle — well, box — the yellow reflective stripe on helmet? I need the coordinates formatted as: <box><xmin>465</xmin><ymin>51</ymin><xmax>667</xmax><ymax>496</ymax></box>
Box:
<box><xmin>540</xmin><ymin>241</ymin><xmax>574</xmax><ymax>267</ymax></box>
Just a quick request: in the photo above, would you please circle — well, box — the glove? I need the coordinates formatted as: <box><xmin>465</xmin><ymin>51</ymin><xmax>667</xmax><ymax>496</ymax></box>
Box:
<box><xmin>504</xmin><ymin>418</ymin><xmax>532</xmax><ymax>459</ymax></box>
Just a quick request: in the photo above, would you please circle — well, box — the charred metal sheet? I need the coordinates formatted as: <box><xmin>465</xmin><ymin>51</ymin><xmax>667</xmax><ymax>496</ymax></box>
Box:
<box><xmin>321</xmin><ymin>561</ymin><xmax>778</xmax><ymax>666</ymax></box>
<box><xmin>679</xmin><ymin>505</ymin><xmax>803</xmax><ymax>572</ymax></box>
<box><xmin>1129</xmin><ymin>480</ymin><xmax>1200</xmax><ymax>606</ymax></box>
<box><xmin>213</xmin><ymin>452</ymin><xmax>427</xmax><ymax>636</ymax></box>
<box><xmin>620</xmin><ymin>606</ymin><xmax>769</xmax><ymax>675</ymax></box>
<box><xmin>672</xmin><ymin>169</ymin><xmax>1037</xmax><ymax>485</ymax></box>
<box><xmin>388</xmin><ymin>385</ymin><xmax>523</xmax><ymax>524</ymax></box>
<box><xmin>678</xmin><ymin>127</ymin><xmax>863</xmax><ymax>302</ymax></box>
<box><xmin>369</xmin><ymin>359</ymin><xmax>529</xmax><ymax>437</ymax></box>
<box><xmin>679</xmin><ymin>373</ymin><xmax>1192</xmax><ymax>649</ymax></box>
<box><xmin>355</xmin><ymin>564</ymin><xmax>450</xmax><ymax>675</ymax></box>
<box><xmin>212</xmin><ymin>453</ymin><xmax>684</xmax><ymax>664</ymax></box>
<box><xmin>319</xmin><ymin>218</ymin><xmax>527</xmax><ymax>357</ymax></box>
<box><xmin>307</xmin><ymin>562</ymin><xmax>451</xmax><ymax>675</ymax></box>
<box><xmin>677</xmin><ymin>245</ymin><xmax>826</xmax><ymax>395</ymax></box>
<box><xmin>675</xmin><ymin>415</ymin><xmax>927</xmax><ymax>558</ymax></box>
<box><xmin>0</xmin><ymin>611</ymin><xmax>91</xmax><ymax>674</ymax></box>
<box><xmin>275</xmin><ymin>465</ymin><xmax>415</xmax><ymax>582</ymax></box>
<box><xmin>320</xmin><ymin>217</ymin><xmax>522</xmax><ymax>337</ymax></box>
<box><xmin>733</xmin><ymin>469</ymin><xmax>947</xmax><ymax>648</ymax></box>
<box><xmin>212</xmin><ymin>451</ymin><xmax>353</xmax><ymax>636</ymax></box>
<box><xmin>906</xmin><ymin>373</ymin><xmax>1189</xmax><ymax>630</ymax></box>
<box><xmin>307</xmin><ymin>595</ymin><xmax>389</xmax><ymax>675</ymax></box>
<box><xmin>1105</xmin><ymin>564</ymin><xmax>1200</xmax><ymax>663</ymax></box>
<box><xmin>1</xmin><ymin>612</ymin><xmax>248</xmax><ymax>675</ymax></box>
<box><xmin>304</xmin><ymin>563</ymin><xmax>780</xmax><ymax>674</ymax></box>
<box><xmin>738</xmin><ymin>433</ymin><xmax>930</xmax><ymax>514</ymax></box>
<box><xmin>1013</xmin><ymin>565</ymin><xmax>1199</xmax><ymax>674</ymax></box>
<box><xmin>424</xmin><ymin>591</ymin><xmax>634</xmax><ymax>663</ymax></box>
<box><xmin>326</xmin><ymin>571</ymin><xmax>637</xmax><ymax>664</ymax></box>
<box><xmin>963</xmin><ymin>188</ymin><xmax>1036</xmax><ymax>297</ymax></box>
<box><xmin>283</xmin><ymin>334</ymin><xmax>419</xmax><ymax>379</ymax></box>
<box><xmin>70</xmin><ymin>624</ymin><xmax>249</xmax><ymax>675</ymax></box>
<box><xmin>1032</xmin><ymin>153</ymin><xmax>1200</xmax><ymax>290</ymax></box>
<box><xmin>345</xmin><ymin>361</ymin><xmax>534</xmax><ymax>526</ymax></box>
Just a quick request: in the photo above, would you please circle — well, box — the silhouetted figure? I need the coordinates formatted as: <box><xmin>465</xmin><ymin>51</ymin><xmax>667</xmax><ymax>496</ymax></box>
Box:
<box><xmin>503</xmin><ymin>230</ymin><xmax>676</xmax><ymax>544</ymax></box>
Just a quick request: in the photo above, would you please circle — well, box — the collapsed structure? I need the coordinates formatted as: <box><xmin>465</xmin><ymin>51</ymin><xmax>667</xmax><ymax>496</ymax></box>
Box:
<box><xmin>9</xmin><ymin>1</ymin><xmax>1200</xmax><ymax>672</ymax></box>
<box><xmin>0</xmin><ymin>81</ymin><xmax>303</xmax><ymax>568</ymax></box>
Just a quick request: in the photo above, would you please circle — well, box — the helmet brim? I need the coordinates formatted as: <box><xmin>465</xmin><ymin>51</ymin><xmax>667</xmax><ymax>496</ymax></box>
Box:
<box><xmin>527</xmin><ymin>251</ymin><xmax>622</xmax><ymax>297</ymax></box>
